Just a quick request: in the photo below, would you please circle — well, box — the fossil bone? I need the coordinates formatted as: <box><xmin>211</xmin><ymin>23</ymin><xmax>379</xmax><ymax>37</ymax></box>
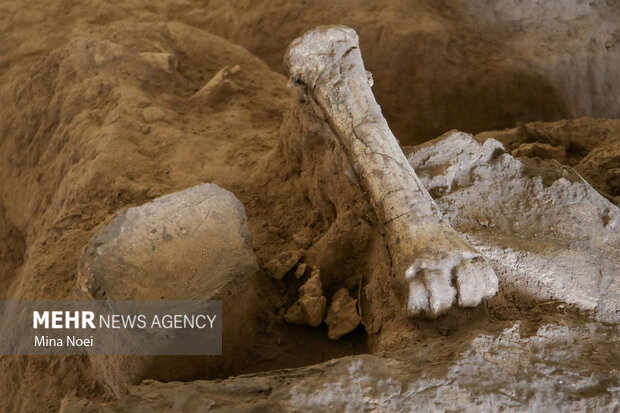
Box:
<box><xmin>284</xmin><ymin>26</ymin><xmax>498</xmax><ymax>318</ymax></box>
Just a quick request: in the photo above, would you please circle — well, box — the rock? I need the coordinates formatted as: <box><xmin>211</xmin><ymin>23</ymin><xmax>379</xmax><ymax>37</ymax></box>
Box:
<box><xmin>77</xmin><ymin>184</ymin><xmax>261</xmax><ymax>396</ymax></box>
<box><xmin>284</xmin><ymin>268</ymin><xmax>326</xmax><ymax>327</ymax></box>
<box><xmin>78</xmin><ymin>183</ymin><xmax>258</xmax><ymax>300</ymax></box>
<box><xmin>325</xmin><ymin>288</ymin><xmax>360</xmax><ymax>340</ymax></box>
<box><xmin>59</xmin><ymin>318</ymin><xmax>620</xmax><ymax>412</ymax></box>
<box><xmin>405</xmin><ymin>131</ymin><xmax>620</xmax><ymax>323</ymax></box>
<box><xmin>264</xmin><ymin>249</ymin><xmax>304</xmax><ymax>280</ymax></box>
<box><xmin>299</xmin><ymin>268</ymin><xmax>322</xmax><ymax>296</ymax></box>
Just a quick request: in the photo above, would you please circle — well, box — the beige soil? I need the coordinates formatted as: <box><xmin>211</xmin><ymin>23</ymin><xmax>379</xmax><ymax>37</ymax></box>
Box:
<box><xmin>0</xmin><ymin>1</ymin><xmax>618</xmax><ymax>412</ymax></box>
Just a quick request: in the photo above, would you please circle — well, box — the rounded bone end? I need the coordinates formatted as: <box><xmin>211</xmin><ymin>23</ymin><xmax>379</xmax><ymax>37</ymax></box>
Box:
<box><xmin>284</xmin><ymin>25</ymin><xmax>359</xmax><ymax>87</ymax></box>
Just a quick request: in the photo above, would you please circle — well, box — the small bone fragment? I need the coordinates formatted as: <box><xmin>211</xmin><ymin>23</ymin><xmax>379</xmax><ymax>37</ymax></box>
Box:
<box><xmin>139</xmin><ymin>52</ymin><xmax>178</xmax><ymax>73</ymax></box>
<box><xmin>284</xmin><ymin>269</ymin><xmax>326</xmax><ymax>326</ymax></box>
<box><xmin>191</xmin><ymin>65</ymin><xmax>242</xmax><ymax>104</ymax></box>
<box><xmin>264</xmin><ymin>249</ymin><xmax>304</xmax><ymax>280</ymax></box>
<box><xmin>285</xmin><ymin>26</ymin><xmax>498</xmax><ymax>318</ymax></box>
<box><xmin>325</xmin><ymin>288</ymin><xmax>361</xmax><ymax>340</ymax></box>
<box><xmin>295</xmin><ymin>263</ymin><xmax>307</xmax><ymax>279</ymax></box>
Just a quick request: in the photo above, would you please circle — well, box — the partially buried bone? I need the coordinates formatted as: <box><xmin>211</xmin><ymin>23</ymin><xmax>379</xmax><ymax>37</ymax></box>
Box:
<box><xmin>284</xmin><ymin>26</ymin><xmax>498</xmax><ymax>318</ymax></box>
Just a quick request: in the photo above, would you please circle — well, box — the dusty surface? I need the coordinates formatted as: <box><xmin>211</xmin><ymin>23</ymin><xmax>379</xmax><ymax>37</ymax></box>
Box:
<box><xmin>2</xmin><ymin>1</ymin><xmax>618</xmax><ymax>147</ymax></box>
<box><xmin>59</xmin><ymin>127</ymin><xmax>620</xmax><ymax>412</ymax></box>
<box><xmin>0</xmin><ymin>18</ymin><xmax>367</xmax><ymax>412</ymax></box>
<box><xmin>191</xmin><ymin>0</ymin><xmax>620</xmax><ymax>144</ymax></box>
<box><xmin>59</xmin><ymin>316</ymin><xmax>620</xmax><ymax>412</ymax></box>
<box><xmin>0</xmin><ymin>1</ymin><xmax>619</xmax><ymax>412</ymax></box>
<box><xmin>406</xmin><ymin>131</ymin><xmax>619</xmax><ymax>324</ymax></box>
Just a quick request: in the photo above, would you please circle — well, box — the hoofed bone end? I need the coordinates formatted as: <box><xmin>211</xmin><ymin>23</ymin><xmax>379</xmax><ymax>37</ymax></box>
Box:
<box><xmin>453</xmin><ymin>257</ymin><xmax>499</xmax><ymax>307</ymax></box>
<box><xmin>404</xmin><ymin>256</ymin><xmax>499</xmax><ymax>319</ymax></box>
<box><xmin>283</xmin><ymin>25</ymin><xmax>499</xmax><ymax>320</ymax></box>
<box><xmin>284</xmin><ymin>25</ymin><xmax>359</xmax><ymax>87</ymax></box>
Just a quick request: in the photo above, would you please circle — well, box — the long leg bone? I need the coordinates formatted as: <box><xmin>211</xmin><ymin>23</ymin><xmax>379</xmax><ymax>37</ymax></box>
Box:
<box><xmin>285</xmin><ymin>26</ymin><xmax>498</xmax><ymax>318</ymax></box>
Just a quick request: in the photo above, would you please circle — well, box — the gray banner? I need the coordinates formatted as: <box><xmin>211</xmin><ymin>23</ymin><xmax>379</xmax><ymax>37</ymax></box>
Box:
<box><xmin>0</xmin><ymin>300</ymin><xmax>222</xmax><ymax>355</ymax></box>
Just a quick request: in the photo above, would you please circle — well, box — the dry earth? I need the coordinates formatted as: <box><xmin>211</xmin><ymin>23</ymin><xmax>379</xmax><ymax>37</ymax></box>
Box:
<box><xmin>0</xmin><ymin>1</ymin><xmax>618</xmax><ymax>412</ymax></box>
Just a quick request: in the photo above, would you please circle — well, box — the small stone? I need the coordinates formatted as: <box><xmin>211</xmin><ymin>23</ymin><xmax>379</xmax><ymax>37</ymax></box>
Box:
<box><xmin>325</xmin><ymin>288</ymin><xmax>361</xmax><ymax>340</ymax></box>
<box><xmin>284</xmin><ymin>295</ymin><xmax>327</xmax><ymax>327</ymax></box>
<box><xmin>264</xmin><ymin>249</ymin><xmax>304</xmax><ymax>280</ymax></box>
<box><xmin>284</xmin><ymin>269</ymin><xmax>326</xmax><ymax>327</ymax></box>
<box><xmin>300</xmin><ymin>268</ymin><xmax>322</xmax><ymax>296</ymax></box>
<box><xmin>229</xmin><ymin>64</ymin><xmax>241</xmax><ymax>75</ymax></box>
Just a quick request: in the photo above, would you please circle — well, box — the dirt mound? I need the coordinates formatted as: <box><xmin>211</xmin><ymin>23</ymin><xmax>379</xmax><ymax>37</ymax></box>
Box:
<box><xmin>0</xmin><ymin>20</ymin><xmax>366</xmax><ymax>411</ymax></box>
<box><xmin>4</xmin><ymin>1</ymin><xmax>616</xmax><ymax>147</ymax></box>
<box><xmin>59</xmin><ymin>128</ymin><xmax>620</xmax><ymax>412</ymax></box>
<box><xmin>183</xmin><ymin>0</ymin><xmax>620</xmax><ymax>144</ymax></box>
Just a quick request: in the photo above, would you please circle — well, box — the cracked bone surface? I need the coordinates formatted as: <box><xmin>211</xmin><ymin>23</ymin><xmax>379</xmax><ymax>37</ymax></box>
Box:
<box><xmin>285</xmin><ymin>26</ymin><xmax>498</xmax><ymax>318</ymax></box>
